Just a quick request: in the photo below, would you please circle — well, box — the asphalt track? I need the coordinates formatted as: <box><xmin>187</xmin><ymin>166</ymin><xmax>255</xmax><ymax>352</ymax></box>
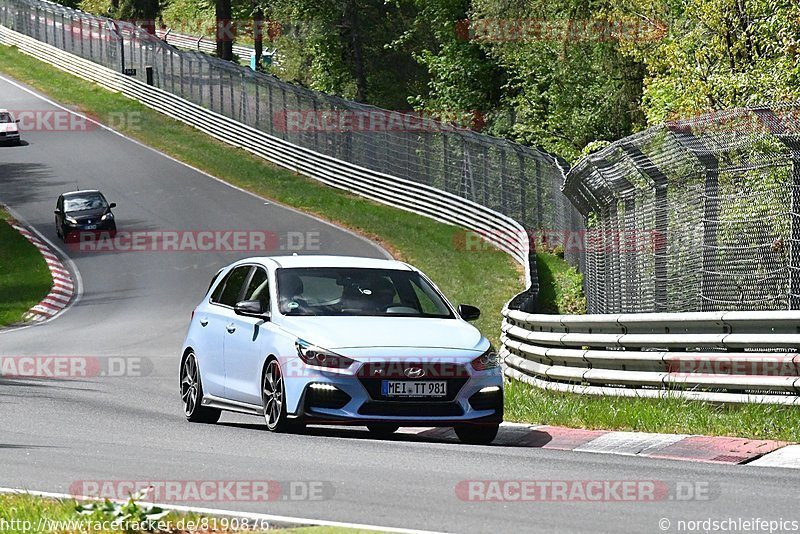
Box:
<box><xmin>1</xmin><ymin>74</ymin><xmax>799</xmax><ymax>534</ymax></box>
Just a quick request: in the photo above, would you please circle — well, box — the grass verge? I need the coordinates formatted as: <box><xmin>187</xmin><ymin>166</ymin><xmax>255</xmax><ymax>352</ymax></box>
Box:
<box><xmin>535</xmin><ymin>250</ymin><xmax>586</xmax><ymax>314</ymax></box>
<box><xmin>0</xmin><ymin>493</ymin><xmax>379</xmax><ymax>533</ymax></box>
<box><xmin>0</xmin><ymin>208</ymin><xmax>52</xmax><ymax>326</ymax></box>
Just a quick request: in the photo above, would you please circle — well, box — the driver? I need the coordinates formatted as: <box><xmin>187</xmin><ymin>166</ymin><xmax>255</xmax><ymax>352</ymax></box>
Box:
<box><xmin>369</xmin><ymin>277</ymin><xmax>395</xmax><ymax>312</ymax></box>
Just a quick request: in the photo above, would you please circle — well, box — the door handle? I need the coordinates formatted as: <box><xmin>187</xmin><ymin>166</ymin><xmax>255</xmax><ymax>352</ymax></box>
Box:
<box><xmin>226</xmin><ymin>323</ymin><xmax>236</xmax><ymax>334</ymax></box>
<box><xmin>199</xmin><ymin>318</ymin><xmax>209</xmax><ymax>327</ymax></box>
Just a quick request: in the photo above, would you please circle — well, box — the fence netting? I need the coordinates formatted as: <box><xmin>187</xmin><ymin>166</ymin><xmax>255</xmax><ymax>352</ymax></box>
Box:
<box><xmin>0</xmin><ymin>0</ymin><xmax>585</xmax><ymax>306</ymax></box>
<box><xmin>564</xmin><ymin>104</ymin><xmax>800</xmax><ymax>314</ymax></box>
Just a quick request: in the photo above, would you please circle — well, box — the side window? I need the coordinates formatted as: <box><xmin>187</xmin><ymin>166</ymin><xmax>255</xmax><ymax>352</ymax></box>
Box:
<box><xmin>212</xmin><ymin>266</ymin><xmax>252</xmax><ymax>306</ymax></box>
<box><xmin>206</xmin><ymin>269</ymin><xmax>223</xmax><ymax>294</ymax></box>
<box><xmin>243</xmin><ymin>268</ymin><xmax>270</xmax><ymax>310</ymax></box>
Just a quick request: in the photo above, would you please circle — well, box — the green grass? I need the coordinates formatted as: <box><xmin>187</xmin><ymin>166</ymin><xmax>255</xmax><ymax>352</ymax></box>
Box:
<box><xmin>0</xmin><ymin>44</ymin><xmax>523</xmax><ymax>344</ymax></box>
<box><xmin>0</xmin><ymin>208</ymin><xmax>52</xmax><ymax>326</ymax></box>
<box><xmin>0</xmin><ymin>493</ymin><xmax>379</xmax><ymax>533</ymax></box>
<box><xmin>535</xmin><ymin>250</ymin><xmax>586</xmax><ymax>314</ymax></box>
<box><xmin>505</xmin><ymin>379</ymin><xmax>800</xmax><ymax>442</ymax></box>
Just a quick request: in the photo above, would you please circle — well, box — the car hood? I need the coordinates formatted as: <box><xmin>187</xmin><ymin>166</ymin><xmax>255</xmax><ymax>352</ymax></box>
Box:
<box><xmin>0</xmin><ymin>123</ymin><xmax>18</xmax><ymax>133</ymax></box>
<box><xmin>65</xmin><ymin>207</ymin><xmax>108</xmax><ymax>222</ymax></box>
<box><xmin>277</xmin><ymin>315</ymin><xmax>486</xmax><ymax>354</ymax></box>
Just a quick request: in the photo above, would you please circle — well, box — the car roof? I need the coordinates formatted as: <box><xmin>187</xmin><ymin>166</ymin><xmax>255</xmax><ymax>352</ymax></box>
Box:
<box><xmin>0</xmin><ymin>109</ymin><xmax>9</xmax><ymax>113</ymax></box>
<box><xmin>62</xmin><ymin>190</ymin><xmax>104</xmax><ymax>198</ymax></box>
<box><xmin>239</xmin><ymin>255</ymin><xmax>413</xmax><ymax>271</ymax></box>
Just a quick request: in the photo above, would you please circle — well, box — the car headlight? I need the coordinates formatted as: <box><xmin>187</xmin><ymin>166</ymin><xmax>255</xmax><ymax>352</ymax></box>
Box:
<box><xmin>100</xmin><ymin>212</ymin><xmax>113</xmax><ymax>221</ymax></box>
<box><xmin>295</xmin><ymin>339</ymin><xmax>355</xmax><ymax>369</ymax></box>
<box><xmin>65</xmin><ymin>216</ymin><xmax>78</xmax><ymax>225</ymax></box>
<box><xmin>471</xmin><ymin>346</ymin><xmax>499</xmax><ymax>371</ymax></box>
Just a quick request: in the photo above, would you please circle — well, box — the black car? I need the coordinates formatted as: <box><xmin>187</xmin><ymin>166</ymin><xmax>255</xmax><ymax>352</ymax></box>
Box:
<box><xmin>55</xmin><ymin>190</ymin><xmax>117</xmax><ymax>241</ymax></box>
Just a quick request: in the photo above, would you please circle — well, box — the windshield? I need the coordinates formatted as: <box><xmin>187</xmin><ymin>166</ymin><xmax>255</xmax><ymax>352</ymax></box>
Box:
<box><xmin>0</xmin><ymin>112</ymin><xmax>12</xmax><ymax>123</ymax></box>
<box><xmin>277</xmin><ymin>267</ymin><xmax>454</xmax><ymax>318</ymax></box>
<box><xmin>64</xmin><ymin>193</ymin><xmax>107</xmax><ymax>212</ymax></box>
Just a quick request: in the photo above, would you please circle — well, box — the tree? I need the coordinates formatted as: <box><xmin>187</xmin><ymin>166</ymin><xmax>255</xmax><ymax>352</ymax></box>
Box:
<box><xmin>215</xmin><ymin>0</ymin><xmax>233</xmax><ymax>60</ymax></box>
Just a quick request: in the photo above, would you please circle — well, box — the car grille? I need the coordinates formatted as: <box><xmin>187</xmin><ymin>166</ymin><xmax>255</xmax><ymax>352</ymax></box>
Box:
<box><xmin>358</xmin><ymin>401</ymin><xmax>464</xmax><ymax>417</ymax></box>
<box><xmin>356</xmin><ymin>361</ymin><xmax>469</xmax><ymax>402</ymax></box>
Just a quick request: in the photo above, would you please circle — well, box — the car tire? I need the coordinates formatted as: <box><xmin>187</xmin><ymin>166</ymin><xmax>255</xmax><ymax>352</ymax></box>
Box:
<box><xmin>262</xmin><ymin>358</ymin><xmax>292</xmax><ymax>432</ymax></box>
<box><xmin>367</xmin><ymin>424</ymin><xmax>399</xmax><ymax>437</ymax></box>
<box><xmin>181</xmin><ymin>352</ymin><xmax>221</xmax><ymax>424</ymax></box>
<box><xmin>454</xmin><ymin>424</ymin><xmax>499</xmax><ymax>445</ymax></box>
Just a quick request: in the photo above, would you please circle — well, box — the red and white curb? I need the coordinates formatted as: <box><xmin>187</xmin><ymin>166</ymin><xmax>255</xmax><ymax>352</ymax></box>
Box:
<box><xmin>399</xmin><ymin>423</ymin><xmax>796</xmax><ymax>468</ymax></box>
<box><xmin>11</xmin><ymin>223</ymin><xmax>74</xmax><ymax>322</ymax></box>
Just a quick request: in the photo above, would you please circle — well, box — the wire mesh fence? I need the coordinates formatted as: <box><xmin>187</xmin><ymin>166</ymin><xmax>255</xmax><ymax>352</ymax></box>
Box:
<box><xmin>564</xmin><ymin>105</ymin><xmax>800</xmax><ymax>314</ymax></box>
<box><xmin>0</xmin><ymin>0</ymin><xmax>585</xmax><ymax>306</ymax></box>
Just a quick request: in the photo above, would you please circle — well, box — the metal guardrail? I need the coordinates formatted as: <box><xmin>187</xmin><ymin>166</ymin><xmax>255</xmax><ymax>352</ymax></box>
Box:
<box><xmin>0</xmin><ymin>24</ymin><xmax>533</xmax><ymax>287</ymax></box>
<box><xmin>501</xmin><ymin>307</ymin><xmax>800</xmax><ymax>404</ymax></box>
<box><xmin>154</xmin><ymin>28</ymin><xmax>275</xmax><ymax>62</ymax></box>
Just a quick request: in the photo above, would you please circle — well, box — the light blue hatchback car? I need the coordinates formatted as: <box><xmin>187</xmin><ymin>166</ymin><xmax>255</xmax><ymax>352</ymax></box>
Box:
<box><xmin>180</xmin><ymin>255</ymin><xmax>503</xmax><ymax>444</ymax></box>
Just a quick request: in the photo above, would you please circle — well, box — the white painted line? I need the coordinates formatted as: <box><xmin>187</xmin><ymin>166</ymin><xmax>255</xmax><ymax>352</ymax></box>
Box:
<box><xmin>0</xmin><ymin>487</ymin><xmax>444</xmax><ymax>534</ymax></box>
<box><xmin>749</xmin><ymin>445</ymin><xmax>800</xmax><ymax>469</ymax></box>
<box><xmin>575</xmin><ymin>431</ymin><xmax>690</xmax><ymax>457</ymax></box>
<box><xmin>46</xmin><ymin>293</ymin><xmax>71</xmax><ymax>303</ymax></box>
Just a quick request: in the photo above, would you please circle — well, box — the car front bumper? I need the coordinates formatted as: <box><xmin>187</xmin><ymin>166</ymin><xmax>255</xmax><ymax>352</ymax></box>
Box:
<box><xmin>0</xmin><ymin>132</ymin><xmax>20</xmax><ymax>143</ymax></box>
<box><xmin>285</xmin><ymin>359</ymin><xmax>504</xmax><ymax>426</ymax></box>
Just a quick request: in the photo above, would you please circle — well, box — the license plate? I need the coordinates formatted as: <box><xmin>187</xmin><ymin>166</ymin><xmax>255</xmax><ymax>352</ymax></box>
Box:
<box><xmin>381</xmin><ymin>380</ymin><xmax>447</xmax><ymax>398</ymax></box>
<box><xmin>84</xmin><ymin>225</ymin><xmax>97</xmax><ymax>230</ymax></box>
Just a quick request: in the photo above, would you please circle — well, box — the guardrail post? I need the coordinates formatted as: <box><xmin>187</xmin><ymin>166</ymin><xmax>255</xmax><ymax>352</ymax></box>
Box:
<box><xmin>791</xmin><ymin>161</ymin><xmax>800</xmax><ymax>309</ymax></box>
<box><xmin>753</xmin><ymin>109</ymin><xmax>800</xmax><ymax>309</ymax></box>
<box><xmin>667</xmin><ymin>127</ymin><xmax>719</xmax><ymax>311</ymax></box>
<box><xmin>619</xmin><ymin>142</ymin><xmax>669</xmax><ymax>312</ymax></box>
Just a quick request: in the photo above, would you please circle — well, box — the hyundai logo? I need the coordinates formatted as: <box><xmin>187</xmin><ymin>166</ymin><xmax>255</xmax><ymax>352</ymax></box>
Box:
<box><xmin>404</xmin><ymin>367</ymin><xmax>425</xmax><ymax>378</ymax></box>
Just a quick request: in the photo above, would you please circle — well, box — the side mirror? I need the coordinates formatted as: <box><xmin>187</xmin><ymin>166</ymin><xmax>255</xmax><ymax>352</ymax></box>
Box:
<box><xmin>458</xmin><ymin>304</ymin><xmax>480</xmax><ymax>322</ymax></box>
<box><xmin>234</xmin><ymin>300</ymin><xmax>269</xmax><ymax>319</ymax></box>
<box><xmin>54</xmin><ymin>210</ymin><xmax>60</xmax><ymax>215</ymax></box>
<box><xmin>109</xmin><ymin>202</ymin><xmax>117</xmax><ymax>208</ymax></box>
<box><xmin>14</xmin><ymin>119</ymin><xmax>20</xmax><ymax>123</ymax></box>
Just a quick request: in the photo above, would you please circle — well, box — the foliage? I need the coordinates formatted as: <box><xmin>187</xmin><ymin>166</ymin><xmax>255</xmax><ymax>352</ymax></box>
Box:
<box><xmin>76</xmin><ymin>491</ymin><xmax>168</xmax><ymax>531</ymax></box>
<box><xmin>64</xmin><ymin>0</ymin><xmax>800</xmax><ymax>159</ymax></box>
<box><xmin>620</xmin><ymin>0</ymin><xmax>800</xmax><ymax>123</ymax></box>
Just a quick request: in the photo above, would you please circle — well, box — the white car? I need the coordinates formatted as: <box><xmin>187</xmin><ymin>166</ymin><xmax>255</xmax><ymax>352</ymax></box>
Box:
<box><xmin>0</xmin><ymin>109</ymin><xmax>21</xmax><ymax>145</ymax></box>
<box><xmin>180</xmin><ymin>255</ymin><xmax>504</xmax><ymax>444</ymax></box>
